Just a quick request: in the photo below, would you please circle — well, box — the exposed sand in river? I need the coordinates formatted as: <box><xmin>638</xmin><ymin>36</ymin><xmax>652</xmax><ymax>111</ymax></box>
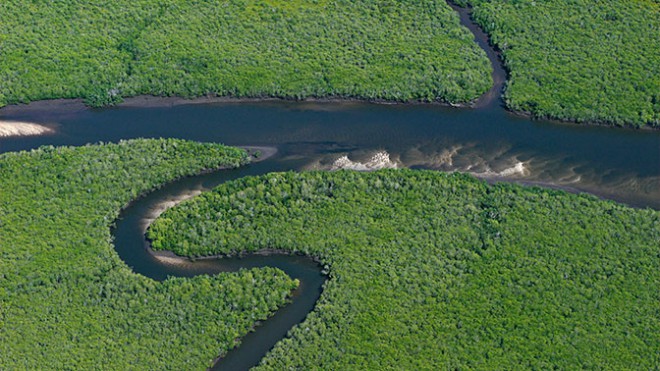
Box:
<box><xmin>140</xmin><ymin>145</ymin><xmax>277</xmax><ymax>232</ymax></box>
<box><xmin>0</xmin><ymin>121</ymin><xmax>53</xmax><ymax>137</ymax></box>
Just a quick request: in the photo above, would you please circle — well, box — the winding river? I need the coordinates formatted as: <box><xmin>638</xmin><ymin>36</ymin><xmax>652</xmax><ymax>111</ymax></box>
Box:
<box><xmin>112</xmin><ymin>157</ymin><xmax>327</xmax><ymax>371</ymax></box>
<box><xmin>1</xmin><ymin>4</ymin><xmax>659</xmax><ymax>371</ymax></box>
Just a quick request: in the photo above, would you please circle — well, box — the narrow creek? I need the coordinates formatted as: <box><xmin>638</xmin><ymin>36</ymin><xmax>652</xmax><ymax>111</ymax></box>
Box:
<box><xmin>112</xmin><ymin>159</ymin><xmax>327</xmax><ymax>370</ymax></box>
<box><xmin>447</xmin><ymin>1</ymin><xmax>507</xmax><ymax>109</ymax></box>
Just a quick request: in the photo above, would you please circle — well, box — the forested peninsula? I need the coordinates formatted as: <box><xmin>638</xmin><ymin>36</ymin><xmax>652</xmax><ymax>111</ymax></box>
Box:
<box><xmin>150</xmin><ymin>170</ymin><xmax>660</xmax><ymax>369</ymax></box>
<box><xmin>0</xmin><ymin>139</ymin><xmax>298</xmax><ymax>369</ymax></box>
<box><xmin>0</xmin><ymin>0</ymin><xmax>491</xmax><ymax>107</ymax></box>
<box><xmin>2</xmin><ymin>140</ymin><xmax>658</xmax><ymax>369</ymax></box>
<box><xmin>457</xmin><ymin>0</ymin><xmax>660</xmax><ymax>128</ymax></box>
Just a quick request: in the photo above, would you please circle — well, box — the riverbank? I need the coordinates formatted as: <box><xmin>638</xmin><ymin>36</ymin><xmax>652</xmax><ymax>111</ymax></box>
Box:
<box><xmin>149</xmin><ymin>246</ymin><xmax>322</xmax><ymax>268</ymax></box>
<box><xmin>3</xmin><ymin>93</ymin><xmax>657</xmax><ymax>132</ymax></box>
<box><xmin>0</xmin><ymin>93</ymin><xmax>479</xmax><ymax>120</ymax></box>
<box><xmin>118</xmin><ymin>94</ymin><xmax>480</xmax><ymax>108</ymax></box>
<box><xmin>138</xmin><ymin>146</ymin><xmax>277</xmax><ymax>231</ymax></box>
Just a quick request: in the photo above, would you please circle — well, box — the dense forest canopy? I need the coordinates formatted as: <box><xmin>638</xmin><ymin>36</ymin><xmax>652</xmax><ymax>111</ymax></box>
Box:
<box><xmin>2</xmin><ymin>0</ymin><xmax>657</xmax><ymax>128</ymax></box>
<box><xmin>0</xmin><ymin>0</ymin><xmax>491</xmax><ymax>107</ymax></box>
<box><xmin>0</xmin><ymin>139</ymin><xmax>297</xmax><ymax>369</ymax></box>
<box><xmin>457</xmin><ymin>0</ymin><xmax>660</xmax><ymax>128</ymax></box>
<box><xmin>150</xmin><ymin>170</ymin><xmax>660</xmax><ymax>369</ymax></box>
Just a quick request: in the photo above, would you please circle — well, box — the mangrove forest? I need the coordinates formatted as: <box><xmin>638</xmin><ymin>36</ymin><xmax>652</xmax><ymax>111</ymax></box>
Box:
<box><xmin>149</xmin><ymin>169</ymin><xmax>660</xmax><ymax>369</ymax></box>
<box><xmin>0</xmin><ymin>139</ymin><xmax>298</xmax><ymax>369</ymax></box>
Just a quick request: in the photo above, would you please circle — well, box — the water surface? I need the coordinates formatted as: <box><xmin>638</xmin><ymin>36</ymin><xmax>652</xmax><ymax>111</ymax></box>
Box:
<box><xmin>1</xmin><ymin>98</ymin><xmax>658</xmax><ymax>209</ymax></box>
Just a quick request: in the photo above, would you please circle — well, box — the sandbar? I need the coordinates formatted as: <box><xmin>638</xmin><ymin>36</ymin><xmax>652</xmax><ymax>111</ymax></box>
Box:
<box><xmin>0</xmin><ymin>121</ymin><xmax>53</xmax><ymax>137</ymax></box>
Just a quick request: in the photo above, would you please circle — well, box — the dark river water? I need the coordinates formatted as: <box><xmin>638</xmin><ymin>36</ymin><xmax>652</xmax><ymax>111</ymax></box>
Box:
<box><xmin>2</xmin><ymin>97</ymin><xmax>659</xmax><ymax>209</ymax></box>
<box><xmin>111</xmin><ymin>160</ymin><xmax>326</xmax><ymax>370</ymax></box>
<box><xmin>1</xmin><ymin>1</ymin><xmax>658</xmax><ymax>210</ymax></box>
<box><xmin>0</xmin><ymin>4</ymin><xmax>659</xmax><ymax>371</ymax></box>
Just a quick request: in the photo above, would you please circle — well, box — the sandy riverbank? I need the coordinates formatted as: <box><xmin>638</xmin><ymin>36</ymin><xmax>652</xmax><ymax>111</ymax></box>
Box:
<box><xmin>139</xmin><ymin>145</ymin><xmax>277</xmax><ymax>233</ymax></box>
<box><xmin>0</xmin><ymin>121</ymin><xmax>54</xmax><ymax>137</ymax></box>
<box><xmin>118</xmin><ymin>94</ymin><xmax>473</xmax><ymax>108</ymax></box>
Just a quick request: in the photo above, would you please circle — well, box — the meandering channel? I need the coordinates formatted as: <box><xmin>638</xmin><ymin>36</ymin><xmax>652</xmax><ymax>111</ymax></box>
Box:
<box><xmin>113</xmin><ymin>158</ymin><xmax>327</xmax><ymax>371</ymax></box>
<box><xmin>447</xmin><ymin>1</ymin><xmax>507</xmax><ymax>109</ymax></box>
<box><xmin>1</xmin><ymin>3</ymin><xmax>659</xmax><ymax>370</ymax></box>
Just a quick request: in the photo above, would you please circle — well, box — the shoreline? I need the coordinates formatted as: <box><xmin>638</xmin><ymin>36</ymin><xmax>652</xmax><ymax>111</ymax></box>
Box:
<box><xmin>240</xmin><ymin>146</ymin><xmax>278</xmax><ymax>163</ymax></box>
<box><xmin>4</xmin><ymin>89</ymin><xmax>657</xmax><ymax>135</ymax></box>
<box><xmin>0</xmin><ymin>2</ymin><xmax>657</xmax><ymax>130</ymax></box>
<box><xmin>0</xmin><ymin>93</ymin><xmax>476</xmax><ymax>115</ymax></box>
<box><xmin>137</xmin><ymin>146</ymin><xmax>278</xmax><ymax>232</ymax></box>
<box><xmin>478</xmin><ymin>175</ymin><xmax>658</xmax><ymax>211</ymax></box>
<box><xmin>2</xmin><ymin>93</ymin><xmax>654</xmax><ymax>131</ymax></box>
<box><xmin>136</xmin><ymin>145</ymin><xmax>325</xmax><ymax>264</ymax></box>
<box><xmin>148</xmin><ymin>246</ymin><xmax>323</xmax><ymax>267</ymax></box>
<box><xmin>114</xmin><ymin>143</ymin><xmax>276</xmax><ymax>230</ymax></box>
<box><xmin>118</xmin><ymin>94</ymin><xmax>475</xmax><ymax>108</ymax></box>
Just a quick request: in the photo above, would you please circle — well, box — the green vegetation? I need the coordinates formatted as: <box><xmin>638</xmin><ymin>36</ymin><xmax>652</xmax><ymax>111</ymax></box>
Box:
<box><xmin>0</xmin><ymin>139</ymin><xmax>298</xmax><ymax>369</ymax></box>
<box><xmin>150</xmin><ymin>170</ymin><xmax>660</xmax><ymax>369</ymax></box>
<box><xmin>0</xmin><ymin>0</ymin><xmax>491</xmax><ymax>107</ymax></box>
<box><xmin>457</xmin><ymin>0</ymin><xmax>660</xmax><ymax>128</ymax></box>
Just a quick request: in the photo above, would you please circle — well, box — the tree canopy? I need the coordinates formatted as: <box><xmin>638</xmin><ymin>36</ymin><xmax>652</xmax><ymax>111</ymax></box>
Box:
<box><xmin>150</xmin><ymin>169</ymin><xmax>660</xmax><ymax>369</ymax></box>
<box><xmin>0</xmin><ymin>139</ymin><xmax>297</xmax><ymax>369</ymax></box>
<box><xmin>458</xmin><ymin>0</ymin><xmax>660</xmax><ymax>128</ymax></box>
<box><xmin>0</xmin><ymin>0</ymin><xmax>491</xmax><ymax>107</ymax></box>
